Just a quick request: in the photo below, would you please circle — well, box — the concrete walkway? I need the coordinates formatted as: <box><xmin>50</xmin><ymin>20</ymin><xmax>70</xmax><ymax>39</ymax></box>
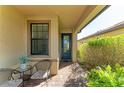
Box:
<box><xmin>24</xmin><ymin>62</ymin><xmax>86</xmax><ymax>87</ymax></box>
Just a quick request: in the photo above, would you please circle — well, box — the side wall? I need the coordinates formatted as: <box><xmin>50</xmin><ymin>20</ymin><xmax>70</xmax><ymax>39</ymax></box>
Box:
<box><xmin>103</xmin><ymin>28</ymin><xmax>124</xmax><ymax>36</ymax></box>
<box><xmin>78</xmin><ymin>28</ymin><xmax>124</xmax><ymax>44</ymax></box>
<box><xmin>0</xmin><ymin>6</ymin><xmax>26</xmax><ymax>68</ymax></box>
<box><xmin>0</xmin><ymin>6</ymin><xmax>26</xmax><ymax>84</ymax></box>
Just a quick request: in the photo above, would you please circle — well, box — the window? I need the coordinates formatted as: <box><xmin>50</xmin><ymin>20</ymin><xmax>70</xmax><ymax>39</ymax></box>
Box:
<box><xmin>31</xmin><ymin>23</ymin><xmax>49</xmax><ymax>55</ymax></box>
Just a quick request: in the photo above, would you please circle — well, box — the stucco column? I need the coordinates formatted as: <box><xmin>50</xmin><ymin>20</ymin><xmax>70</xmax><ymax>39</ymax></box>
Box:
<box><xmin>72</xmin><ymin>31</ymin><xmax>77</xmax><ymax>63</ymax></box>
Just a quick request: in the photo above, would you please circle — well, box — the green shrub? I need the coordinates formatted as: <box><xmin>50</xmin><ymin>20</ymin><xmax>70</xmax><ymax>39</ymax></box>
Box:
<box><xmin>87</xmin><ymin>64</ymin><xmax>124</xmax><ymax>87</ymax></box>
<box><xmin>88</xmin><ymin>37</ymin><xmax>114</xmax><ymax>47</ymax></box>
<box><xmin>78</xmin><ymin>35</ymin><xmax>124</xmax><ymax>69</ymax></box>
<box><xmin>77</xmin><ymin>43</ymin><xmax>88</xmax><ymax>62</ymax></box>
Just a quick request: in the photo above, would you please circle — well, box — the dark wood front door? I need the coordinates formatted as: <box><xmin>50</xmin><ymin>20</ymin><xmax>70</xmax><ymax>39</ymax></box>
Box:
<box><xmin>61</xmin><ymin>33</ymin><xmax>72</xmax><ymax>62</ymax></box>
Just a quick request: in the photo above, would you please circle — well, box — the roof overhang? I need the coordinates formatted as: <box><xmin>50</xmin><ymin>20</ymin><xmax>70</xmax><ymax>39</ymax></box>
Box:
<box><xmin>75</xmin><ymin>5</ymin><xmax>109</xmax><ymax>33</ymax></box>
<box><xmin>12</xmin><ymin>5</ymin><xmax>108</xmax><ymax>32</ymax></box>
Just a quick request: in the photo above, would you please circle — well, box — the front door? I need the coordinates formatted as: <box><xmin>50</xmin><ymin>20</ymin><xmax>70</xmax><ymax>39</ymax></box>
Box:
<box><xmin>61</xmin><ymin>33</ymin><xmax>72</xmax><ymax>62</ymax></box>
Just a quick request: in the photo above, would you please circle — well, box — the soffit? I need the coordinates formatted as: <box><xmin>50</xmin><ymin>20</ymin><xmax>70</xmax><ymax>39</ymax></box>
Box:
<box><xmin>13</xmin><ymin>5</ymin><xmax>96</xmax><ymax>29</ymax></box>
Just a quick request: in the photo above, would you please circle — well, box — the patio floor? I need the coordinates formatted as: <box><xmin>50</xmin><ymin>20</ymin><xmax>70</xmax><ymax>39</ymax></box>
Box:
<box><xmin>24</xmin><ymin>62</ymin><xmax>87</xmax><ymax>87</ymax></box>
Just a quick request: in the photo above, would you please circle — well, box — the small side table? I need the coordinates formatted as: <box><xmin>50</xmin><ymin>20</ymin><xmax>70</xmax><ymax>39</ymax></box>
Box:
<box><xmin>14</xmin><ymin>65</ymin><xmax>33</xmax><ymax>87</ymax></box>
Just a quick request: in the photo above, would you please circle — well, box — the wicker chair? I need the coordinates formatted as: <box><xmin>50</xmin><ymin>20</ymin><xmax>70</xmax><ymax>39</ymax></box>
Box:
<box><xmin>31</xmin><ymin>60</ymin><xmax>51</xmax><ymax>82</ymax></box>
<box><xmin>0</xmin><ymin>68</ymin><xmax>22</xmax><ymax>87</ymax></box>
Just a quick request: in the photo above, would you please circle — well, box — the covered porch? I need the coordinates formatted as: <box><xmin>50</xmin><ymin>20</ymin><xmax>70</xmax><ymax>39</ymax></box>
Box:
<box><xmin>24</xmin><ymin>62</ymin><xmax>85</xmax><ymax>87</ymax></box>
<box><xmin>0</xmin><ymin>5</ymin><xmax>107</xmax><ymax>86</ymax></box>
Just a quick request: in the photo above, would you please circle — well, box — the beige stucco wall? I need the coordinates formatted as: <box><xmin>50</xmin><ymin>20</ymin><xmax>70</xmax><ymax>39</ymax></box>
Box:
<box><xmin>60</xmin><ymin>28</ymin><xmax>73</xmax><ymax>33</ymax></box>
<box><xmin>0</xmin><ymin>6</ymin><xmax>26</xmax><ymax>68</ymax></box>
<box><xmin>72</xmin><ymin>31</ymin><xmax>77</xmax><ymax>62</ymax></box>
<box><xmin>102</xmin><ymin>28</ymin><xmax>124</xmax><ymax>36</ymax></box>
<box><xmin>78</xmin><ymin>28</ymin><xmax>124</xmax><ymax>44</ymax></box>
<box><xmin>0</xmin><ymin>6</ymin><xmax>26</xmax><ymax>84</ymax></box>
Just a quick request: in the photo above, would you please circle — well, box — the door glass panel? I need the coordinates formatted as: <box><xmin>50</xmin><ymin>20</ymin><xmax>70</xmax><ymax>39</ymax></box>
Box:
<box><xmin>61</xmin><ymin>34</ymin><xmax>72</xmax><ymax>61</ymax></box>
<box><xmin>63</xmin><ymin>36</ymin><xmax>70</xmax><ymax>53</ymax></box>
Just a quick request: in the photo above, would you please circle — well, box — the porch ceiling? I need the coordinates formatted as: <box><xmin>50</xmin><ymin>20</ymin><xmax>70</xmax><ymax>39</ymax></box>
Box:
<box><xmin>13</xmin><ymin>5</ymin><xmax>96</xmax><ymax>29</ymax></box>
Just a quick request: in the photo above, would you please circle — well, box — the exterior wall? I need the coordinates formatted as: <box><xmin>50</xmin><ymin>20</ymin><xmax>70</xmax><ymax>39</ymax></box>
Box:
<box><xmin>0</xmin><ymin>6</ymin><xmax>26</xmax><ymax>68</ymax></box>
<box><xmin>78</xmin><ymin>28</ymin><xmax>124</xmax><ymax>44</ymax></box>
<box><xmin>0</xmin><ymin>6</ymin><xmax>26</xmax><ymax>84</ymax></box>
<box><xmin>26</xmin><ymin>16</ymin><xmax>59</xmax><ymax>75</ymax></box>
<box><xmin>60</xmin><ymin>28</ymin><xmax>73</xmax><ymax>33</ymax></box>
<box><xmin>103</xmin><ymin>28</ymin><xmax>124</xmax><ymax>36</ymax></box>
<box><xmin>72</xmin><ymin>31</ymin><xmax>77</xmax><ymax>62</ymax></box>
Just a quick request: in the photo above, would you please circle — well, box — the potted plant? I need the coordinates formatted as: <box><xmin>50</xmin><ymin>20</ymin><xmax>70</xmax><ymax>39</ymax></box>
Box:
<box><xmin>19</xmin><ymin>55</ymin><xmax>29</xmax><ymax>69</ymax></box>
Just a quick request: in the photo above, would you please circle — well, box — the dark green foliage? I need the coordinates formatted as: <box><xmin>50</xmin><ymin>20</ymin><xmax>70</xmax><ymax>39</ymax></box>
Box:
<box><xmin>87</xmin><ymin>64</ymin><xmax>124</xmax><ymax>87</ymax></box>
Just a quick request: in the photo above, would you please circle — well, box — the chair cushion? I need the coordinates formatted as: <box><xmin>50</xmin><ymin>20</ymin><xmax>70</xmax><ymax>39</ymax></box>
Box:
<box><xmin>31</xmin><ymin>70</ymin><xmax>50</xmax><ymax>79</ymax></box>
<box><xmin>0</xmin><ymin>79</ymin><xmax>22</xmax><ymax>87</ymax></box>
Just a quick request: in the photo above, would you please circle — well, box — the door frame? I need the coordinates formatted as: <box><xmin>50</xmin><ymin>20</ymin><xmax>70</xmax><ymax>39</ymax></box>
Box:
<box><xmin>61</xmin><ymin>33</ymin><xmax>72</xmax><ymax>62</ymax></box>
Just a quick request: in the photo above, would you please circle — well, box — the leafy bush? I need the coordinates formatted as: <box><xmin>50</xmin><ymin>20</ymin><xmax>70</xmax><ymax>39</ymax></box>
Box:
<box><xmin>78</xmin><ymin>35</ymin><xmax>124</xmax><ymax>69</ymax></box>
<box><xmin>77</xmin><ymin>43</ymin><xmax>87</xmax><ymax>62</ymax></box>
<box><xmin>88</xmin><ymin>37</ymin><xmax>114</xmax><ymax>47</ymax></box>
<box><xmin>19</xmin><ymin>55</ymin><xmax>29</xmax><ymax>64</ymax></box>
<box><xmin>87</xmin><ymin>64</ymin><xmax>124</xmax><ymax>87</ymax></box>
